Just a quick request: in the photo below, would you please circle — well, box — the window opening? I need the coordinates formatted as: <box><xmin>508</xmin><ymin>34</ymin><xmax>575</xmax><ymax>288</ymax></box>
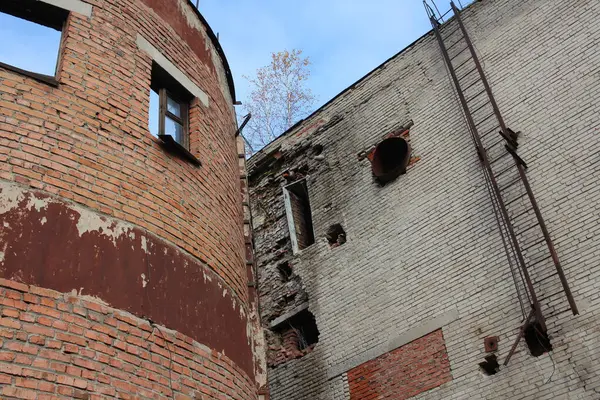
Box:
<box><xmin>371</xmin><ymin>137</ymin><xmax>411</xmax><ymax>184</ymax></box>
<box><xmin>277</xmin><ymin>262</ymin><xmax>293</xmax><ymax>282</ymax></box>
<box><xmin>0</xmin><ymin>0</ymin><xmax>68</xmax><ymax>84</ymax></box>
<box><xmin>150</xmin><ymin>62</ymin><xmax>191</xmax><ymax>149</ymax></box>
<box><xmin>283</xmin><ymin>179</ymin><xmax>315</xmax><ymax>253</ymax></box>
<box><xmin>326</xmin><ymin>224</ymin><xmax>346</xmax><ymax>248</ymax></box>
<box><xmin>479</xmin><ymin>354</ymin><xmax>499</xmax><ymax>376</ymax></box>
<box><xmin>289</xmin><ymin>309</ymin><xmax>319</xmax><ymax>350</ymax></box>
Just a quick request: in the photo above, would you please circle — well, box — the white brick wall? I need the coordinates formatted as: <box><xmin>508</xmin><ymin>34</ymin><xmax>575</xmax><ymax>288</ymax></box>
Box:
<box><xmin>249</xmin><ymin>0</ymin><xmax>600</xmax><ymax>398</ymax></box>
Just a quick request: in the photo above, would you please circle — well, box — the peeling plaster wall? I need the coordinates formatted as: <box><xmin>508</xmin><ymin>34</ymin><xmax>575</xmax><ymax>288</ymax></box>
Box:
<box><xmin>0</xmin><ymin>180</ymin><xmax>257</xmax><ymax>379</ymax></box>
<box><xmin>249</xmin><ymin>0</ymin><xmax>600</xmax><ymax>398</ymax></box>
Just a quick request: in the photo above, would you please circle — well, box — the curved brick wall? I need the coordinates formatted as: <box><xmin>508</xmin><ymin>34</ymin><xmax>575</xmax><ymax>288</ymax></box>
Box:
<box><xmin>0</xmin><ymin>279</ymin><xmax>255</xmax><ymax>399</ymax></box>
<box><xmin>0</xmin><ymin>0</ymin><xmax>263</xmax><ymax>397</ymax></box>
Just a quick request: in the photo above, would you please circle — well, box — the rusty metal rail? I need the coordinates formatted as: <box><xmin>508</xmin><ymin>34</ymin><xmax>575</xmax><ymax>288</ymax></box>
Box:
<box><xmin>425</xmin><ymin>0</ymin><xmax>577</xmax><ymax>364</ymax></box>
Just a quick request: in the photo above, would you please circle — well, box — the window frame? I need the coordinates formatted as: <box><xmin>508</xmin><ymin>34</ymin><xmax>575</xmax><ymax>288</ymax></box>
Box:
<box><xmin>283</xmin><ymin>179</ymin><xmax>315</xmax><ymax>254</ymax></box>
<box><xmin>0</xmin><ymin>0</ymin><xmax>69</xmax><ymax>86</ymax></box>
<box><xmin>157</xmin><ymin>88</ymin><xmax>190</xmax><ymax>150</ymax></box>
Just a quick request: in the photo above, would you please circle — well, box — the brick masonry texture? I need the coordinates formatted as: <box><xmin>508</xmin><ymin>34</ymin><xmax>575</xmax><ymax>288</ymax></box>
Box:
<box><xmin>0</xmin><ymin>0</ymin><xmax>247</xmax><ymax>303</ymax></box>
<box><xmin>0</xmin><ymin>278</ymin><xmax>256</xmax><ymax>399</ymax></box>
<box><xmin>347</xmin><ymin>330</ymin><xmax>451</xmax><ymax>400</ymax></box>
<box><xmin>0</xmin><ymin>0</ymin><xmax>265</xmax><ymax>396</ymax></box>
<box><xmin>249</xmin><ymin>0</ymin><xmax>600</xmax><ymax>398</ymax></box>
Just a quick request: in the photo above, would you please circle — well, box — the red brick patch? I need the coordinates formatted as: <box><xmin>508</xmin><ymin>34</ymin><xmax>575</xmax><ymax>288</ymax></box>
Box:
<box><xmin>348</xmin><ymin>329</ymin><xmax>452</xmax><ymax>400</ymax></box>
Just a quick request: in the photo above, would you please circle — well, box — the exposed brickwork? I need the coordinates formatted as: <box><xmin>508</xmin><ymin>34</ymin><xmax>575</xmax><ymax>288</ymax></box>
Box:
<box><xmin>249</xmin><ymin>0</ymin><xmax>600</xmax><ymax>398</ymax></box>
<box><xmin>0</xmin><ymin>278</ymin><xmax>256</xmax><ymax>399</ymax></box>
<box><xmin>0</xmin><ymin>0</ymin><xmax>264</xmax><ymax>396</ymax></box>
<box><xmin>348</xmin><ymin>330</ymin><xmax>451</xmax><ymax>400</ymax></box>
<box><xmin>0</xmin><ymin>0</ymin><xmax>247</xmax><ymax>302</ymax></box>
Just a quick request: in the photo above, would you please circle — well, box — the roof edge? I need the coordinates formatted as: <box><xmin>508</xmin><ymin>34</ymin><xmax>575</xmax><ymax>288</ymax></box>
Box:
<box><xmin>185</xmin><ymin>0</ymin><xmax>236</xmax><ymax>103</ymax></box>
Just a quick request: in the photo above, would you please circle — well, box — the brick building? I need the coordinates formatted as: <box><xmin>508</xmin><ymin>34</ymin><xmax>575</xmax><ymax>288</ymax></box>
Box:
<box><xmin>248</xmin><ymin>0</ymin><xmax>600</xmax><ymax>398</ymax></box>
<box><xmin>0</xmin><ymin>0</ymin><xmax>265</xmax><ymax>398</ymax></box>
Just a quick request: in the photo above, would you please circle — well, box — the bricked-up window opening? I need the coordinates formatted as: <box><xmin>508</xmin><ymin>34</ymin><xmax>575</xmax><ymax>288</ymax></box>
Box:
<box><xmin>283</xmin><ymin>180</ymin><xmax>315</xmax><ymax>253</ymax></box>
<box><xmin>524</xmin><ymin>322</ymin><xmax>552</xmax><ymax>357</ymax></box>
<box><xmin>277</xmin><ymin>262</ymin><xmax>293</xmax><ymax>282</ymax></box>
<box><xmin>371</xmin><ymin>137</ymin><xmax>411</xmax><ymax>184</ymax></box>
<box><xmin>326</xmin><ymin>224</ymin><xmax>346</xmax><ymax>247</ymax></box>
<box><xmin>0</xmin><ymin>0</ymin><xmax>68</xmax><ymax>85</ymax></box>
<box><xmin>287</xmin><ymin>309</ymin><xmax>319</xmax><ymax>350</ymax></box>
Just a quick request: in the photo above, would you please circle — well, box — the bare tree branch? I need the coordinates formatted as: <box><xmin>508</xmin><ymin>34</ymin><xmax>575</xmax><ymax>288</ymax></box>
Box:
<box><xmin>241</xmin><ymin>49</ymin><xmax>316</xmax><ymax>155</ymax></box>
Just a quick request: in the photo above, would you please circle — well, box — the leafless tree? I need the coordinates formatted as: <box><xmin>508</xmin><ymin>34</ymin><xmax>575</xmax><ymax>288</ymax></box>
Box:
<box><xmin>241</xmin><ymin>50</ymin><xmax>316</xmax><ymax>154</ymax></box>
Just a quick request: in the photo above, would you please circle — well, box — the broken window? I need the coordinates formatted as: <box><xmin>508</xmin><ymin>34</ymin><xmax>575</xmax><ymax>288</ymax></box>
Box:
<box><xmin>0</xmin><ymin>0</ymin><xmax>68</xmax><ymax>85</ymax></box>
<box><xmin>371</xmin><ymin>137</ymin><xmax>411</xmax><ymax>184</ymax></box>
<box><xmin>283</xmin><ymin>179</ymin><xmax>315</xmax><ymax>253</ymax></box>
<box><xmin>149</xmin><ymin>62</ymin><xmax>191</xmax><ymax>149</ymax></box>
<box><xmin>326</xmin><ymin>224</ymin><xmax>346</xmax><ymax>247</ymax></box>
<box><xmin>277</xmin><ymin>262</ymin><xmax>293</xmax><ymax>282</ymax></box>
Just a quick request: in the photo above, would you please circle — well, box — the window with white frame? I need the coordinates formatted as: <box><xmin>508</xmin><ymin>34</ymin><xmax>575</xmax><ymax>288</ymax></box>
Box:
<box><xmin>283</xmin><ymin>179</ymin><xmax>315</xmax><ymax>253</ymax></box>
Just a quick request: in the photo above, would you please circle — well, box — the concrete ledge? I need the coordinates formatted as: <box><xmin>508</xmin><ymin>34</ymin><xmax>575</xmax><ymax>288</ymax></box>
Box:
<box><xmin>327</xmin><ymin>309</ymin><xmax>459</xmax><ymax>379</ymax></box>
<box><xmin>41</xmin><ymin>0</ymin><xmax>93</xmax><ymax>17</ymax></box>
<box><xmin>136</xmin><ymin>35</ymin><xmax>210</xmax><ymax>107</ymax></box>
<box><xmin>269</xmin><ymin>303</ymin><xmax>309</xmax><ymax>329</ymax></box>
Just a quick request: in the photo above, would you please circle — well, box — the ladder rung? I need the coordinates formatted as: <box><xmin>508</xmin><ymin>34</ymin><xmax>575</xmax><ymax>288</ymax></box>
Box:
<box><xmin>538</xmin><ymin>290</ymin><xmax>564</xmax><ymax>303</ymax></box>
<box><xmin>532</xmin><ymin>272</ymin><xmax>558</xmax><ymax>286</ymax></box>
<box><xmin>454</xmin><ymin>57</ymin><xmax>472</xmax><ymax>72</ymax></box>
<box><xmin>481</xmin><ymin>126</ymin><xmax>500</xmax><ymax>139</ymax></box>
<box><xmin>529</xmin><ymin>255</ymin><xmax>553</xmax><ymax>269</ymax></box>
<box><xmin>458</xmin><ymin>67</ymin><xmax>478</xmax><ymax>82</ymax></box>
<box><xmin>470</xmin><ymin>102</ymin><xmax>490</xmax><ymax>116</ymax></box>
<box><xmin>467</xmin><ymin>88</ymin><xmax>486</xmax><ymax>103</ymax></box>
<box><xmin>511</xmin><ymin>207</ymin><xmax>533</xmax><ymax>221</ymax></box>
<box><xmin>450</xmin><ymin>46</ymin><xmax>469</xmax><ymax>61</ymax></box>
<box><xmin>446</xmin><ymin>37</ymin><xmax>464</xmax><ymax>51</ymax></box>
<box><xmin>462</xmin><ymin>77</ymin><xmax>482</xmax><ymax>93</ymax></box>
<box><xmin>499</xmin><ymin>177</ymin><xmax>521</xmax><ymax>191</ymax></box>
<box><xmin>495</xmin><ymin>164</ymin><xmax>515</xmax><ymax>178</ymax></box>
<box><xmin>443</xmin><ymin>26</ymin><xmax>461</xmax><ymax>40</ymax></box>
<box><xmin>545</xmin><ymin>308</ymin><xmax>573</xmax><ymax>319</ymax></box>
<box><xmin>489</xmin><ymin>151</ymin><xmax>510</xmax><ymax>165</ymax></box>
<box><xmin>486</xmin><ymin>139</ymin><xmax>505</xmax><ymax>151</ymax></box>
<box><xmin>505</xmin><ymin>192</ymin><xmax>527</xmax><ymax>206</ymax></box>
<box><xmin>475</xmin><ymin>113</ymin><xmax>495</xmax><ymax>127</ymax></box>
<box><xmin>521</xmin><ymin>238</ymin><xmax>546</xmax><ymax>253</ymax></box>
<box><xmin>516</xmin><ymin>222</ymin><xmax>539</xmax><ymax>236</ymax></box>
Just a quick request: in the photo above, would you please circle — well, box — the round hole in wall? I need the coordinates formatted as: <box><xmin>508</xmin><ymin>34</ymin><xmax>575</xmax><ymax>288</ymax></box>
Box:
<box><xmin>371</xmin><ymin>137</ymin><xmax>411</xmax><ymax>183</ymax></box>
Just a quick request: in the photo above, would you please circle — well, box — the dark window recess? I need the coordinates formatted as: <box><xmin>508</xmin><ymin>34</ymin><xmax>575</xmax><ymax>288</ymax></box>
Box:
<box><xmin>0</xmin><ymin>0</ymin><xmax>68</xmax><ymax>85</ymax></box>
<box><xmin>479</xmin><ymin>354</ymin><xmax>500</xmax><ymax>376</ymax></box>
<box><xmin>149</xmin><ymin>62</ymin><xmax>200</xmax><ymax>166</ymax></box>
<box><xmin>285</xmin><ymin>309</ymin><xmax>319</xmax><ymax>351</ymax></box>
<box><xmin>371</xmin><ymin>137</ymin><xmax>411</xmax><ymax>184</ymax></box>
<box><xmin>524</xmin><ymin>321</ymin><xmax>552</xmax><ymax>357</ymax></box>
<box><xmin>277</xmin><ymin>262</ymin><xmax>293</xmax><ymax>282</ymax></box>
<box><xmin>326</xmin><ymin>224</ymin><xmax>346</xmax><ymax>248</ymax></box>
<box><xmin>284</xmin><ymin>180</ymin><xmax>315</xmax><ymax>252</ymax></box>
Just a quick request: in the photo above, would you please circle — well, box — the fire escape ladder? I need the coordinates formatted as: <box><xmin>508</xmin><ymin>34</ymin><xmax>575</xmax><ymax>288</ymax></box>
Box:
<box><xmin>424</xmin><ymin>1</ymin><xmax>578</xmax><ymax>364</ymax></box>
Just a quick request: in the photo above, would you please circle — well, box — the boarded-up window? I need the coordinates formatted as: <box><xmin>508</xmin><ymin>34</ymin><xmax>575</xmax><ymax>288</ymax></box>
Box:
<box><xmin>284</xmin><ymin>180</ymin><xmax>315</xmax><ymax>253</ymax></box>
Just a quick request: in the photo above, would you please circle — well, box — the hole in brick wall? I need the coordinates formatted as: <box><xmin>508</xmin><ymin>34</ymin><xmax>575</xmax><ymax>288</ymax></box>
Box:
<box><xmin>287</xmin><ymin>309</ymin><xmax>320</xmax><ymax>350</ymax></box>
<box><xmin>479</xmin><ymin>354</ymin><xmax>500</xmax><ymax>376</ymax></box>
<box><xmin>371</xmin><ymin>137</ymin><xmax>411</xmax><ymax>184</ymax></box>
<box><xmin>326</xmin><ymin>224</ymin><xmax>346</xmax><ymax>248</ymax></box>
<box><xmin>524</xmin><ymin>321</ymin><xmax>552</xmax><ymax>357</ymax></box>
<box><xmin>313</xmin><ymin>144</ymin><xmax>324</xmax><ymax>155</ymax></box>
<box><xmin>277</xmin><ymin>262</ymin><xmax>293</xmax><ymax>282</ymax></box>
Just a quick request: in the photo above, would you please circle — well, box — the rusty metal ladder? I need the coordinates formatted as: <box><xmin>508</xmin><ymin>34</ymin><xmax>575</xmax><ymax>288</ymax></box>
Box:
<box><xmin>424</xmin><ymin>1</ymin><xmax>578</xmax><ymax>364</ymax></box>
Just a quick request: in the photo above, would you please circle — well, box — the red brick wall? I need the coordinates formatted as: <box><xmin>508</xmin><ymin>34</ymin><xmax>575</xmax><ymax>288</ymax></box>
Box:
<box><xmin>0</xmin><ymin>0</ymin><xmax>247</xmax><ymax>304</ymax></box>
<box><xmin>347</xmin><ymin>330</ymin><xmax>452</xmax><ymax>400</ymax></box>
<box><xmin>0</xmin><ymin>279</ymin><xmax>256</xmax><ymax>399</ymax></box>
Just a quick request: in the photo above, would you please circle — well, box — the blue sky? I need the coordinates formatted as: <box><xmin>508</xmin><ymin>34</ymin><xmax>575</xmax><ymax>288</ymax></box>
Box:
<box><xmin>200</xmin><ymin>0</ymin><xmax>467</xmax><ymax>110</ymax></box>
<box><xmin>0</xmin><ymin>1</ymin><xmax>468</xmax><ymax>114</ymax></box>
